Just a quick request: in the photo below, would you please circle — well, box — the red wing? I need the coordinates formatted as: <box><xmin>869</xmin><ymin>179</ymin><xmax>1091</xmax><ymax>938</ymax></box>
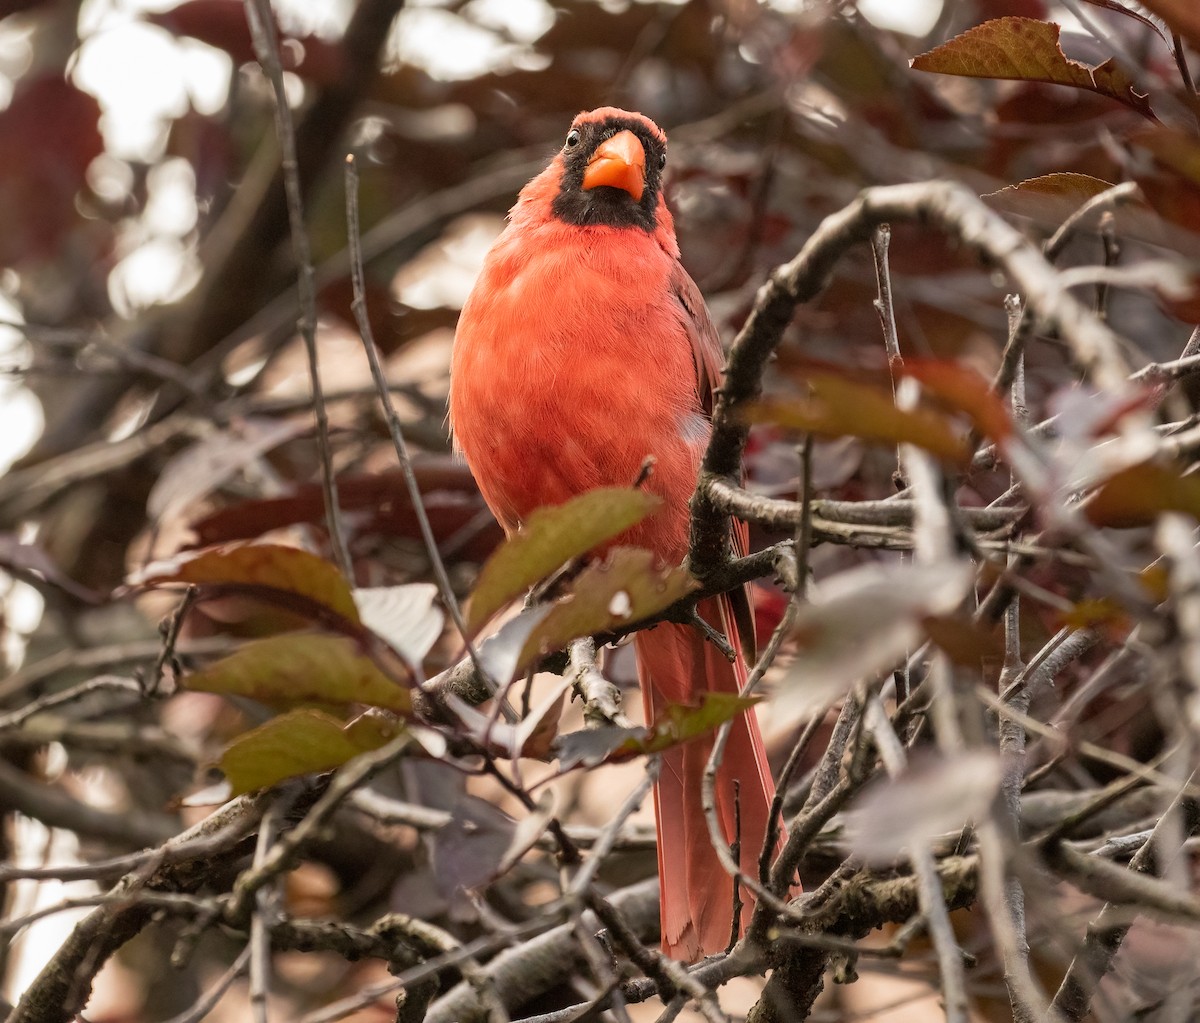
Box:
<box><xmin>671</xmin><ymin>261</ymin><xmax>756</xmax><ymax>660</ymax></box>
<box><xmin>671</xmin><ymin>261</ymin><xmax>725</xmax><ymax>418</ymax></box>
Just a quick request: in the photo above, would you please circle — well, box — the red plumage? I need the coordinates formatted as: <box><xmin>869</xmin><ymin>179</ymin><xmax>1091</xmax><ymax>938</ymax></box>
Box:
<box><xmin>450</xmin><ymin>107</ymin><xmax>785</xmax><ymax>961</ymax></box>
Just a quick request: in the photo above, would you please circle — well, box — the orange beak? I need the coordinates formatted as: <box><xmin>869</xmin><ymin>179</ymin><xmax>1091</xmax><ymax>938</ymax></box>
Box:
<box><xmin>581</xmin><ymin>130</ymin><xmax>646</xmax><ymax>202</ymax></box>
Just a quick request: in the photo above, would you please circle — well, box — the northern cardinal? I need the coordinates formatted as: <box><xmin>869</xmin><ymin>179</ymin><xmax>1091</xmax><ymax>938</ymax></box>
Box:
<box><xmin>449</xmin><ymin>107</ymin><xmax>783</xmax><ymax>961</ymax></box>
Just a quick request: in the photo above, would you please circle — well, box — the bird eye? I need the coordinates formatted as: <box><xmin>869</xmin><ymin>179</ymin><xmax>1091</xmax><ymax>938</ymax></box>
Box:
<box><xmin>565</xmin><ymin>129</ymin><xmax>580</xmax><ymax>148</ymax></box>
<box><xmin>659</xmin><ymin>151</ymin><xmax>667</xmax><ymax>170</ymax></box>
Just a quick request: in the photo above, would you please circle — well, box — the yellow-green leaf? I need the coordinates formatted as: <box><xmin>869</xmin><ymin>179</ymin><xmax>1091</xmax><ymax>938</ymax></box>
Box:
<box><xmin>185</xmin><ymin>633</ymin><xmax>411</xmax><ymax>714</ymax></box>
<box><xmin>220</xmin><ymin>709</ymin><xmax>402</xmax><ymax>795</ymax></box>
<box><xmin>622</xmin><ymin>691</ymin><xmax>761</xmax><ymax>757</ymax></box>
<box><xmin>468</xmin><ymin>487</ymin><xmax>662</xmax><ymax>631</ymax></box>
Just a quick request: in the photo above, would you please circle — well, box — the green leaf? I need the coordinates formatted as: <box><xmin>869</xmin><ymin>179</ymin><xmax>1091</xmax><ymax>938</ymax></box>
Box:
<box><xmin>220</xmin><ymin>709</ymin><xmax>403</xmax><ymax>795</ymax></box>
<box><xmin>131</xmin><ymin>542</ymin><xmax>360</xmax><ymax>630</ymax></box>
<box><xmin>621</xmin><ymin>691</ymin><xmax>761</xmax><ymax>757</ymax></box>
<box><xmin>911</xmin><ymin>18</ymin><xmax>1155</xmax><ymax>121</ymax></box>
<box><xmin>185</xmin><ymin>633</ymin><xmax>411</xmax><ymax>714</ymax></box>
<box><xmin>517</xmin><ymin>547</ymin><xmax>698</xmax><ymax>673</ymax></box>
<box><xmin>555</xmin><ymin>692</ymin><xmax>760</xmax><ymax>767</ymax></box>
<box><xmin>467</xmin><ymin>487</ymin><xmax>663</xmax><ymax>631</ymax></box>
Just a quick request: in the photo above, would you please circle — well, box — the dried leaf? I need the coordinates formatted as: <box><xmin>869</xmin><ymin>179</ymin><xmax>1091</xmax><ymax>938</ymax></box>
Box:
<box><xmin>467</xmin><ymin>487</ymin><xmax>663</xmax><ymax>631</ymax></box>
<box><xmin>185</xmin><ymin>633</ymin><xmax>411</xmax><ymax>714</ymax></box>
<box><xmin>475</xmin><ymin>605</ymin><xmax>553</xmax><ymax>688</ymax></box>
<box><xmin>901</xmin><ymin>359</ymin><xmax>1014</xmax><ymax>445</ymax></box>
<box><xmin>777</xmin><ymin>560</ymin><xmax>974</xmax><ymax>718</ymax></box>
<box><xmin>624</xmin><ymin>691</ymin><xmax>761</xmax><ymax>756</ymax></box>
<box><xmin>556</xmin><ymin>725</ymin><xmax>641</xmax><ymax>769</ymax></box>
<box><xmin>148</xmin><ymin>418</ymin><xmax>305</xmax><ymax>522</ymax></box>
<box><xmin>354</xmin><ymin>583</ymin><xmax>443</xmax><ymax>667</ymax></box>
<box><xmin>848</xmin><ymin>751</ymin><xmax>1004</xmax><ymax>864</ymax></box>
<box><xmin>446</xmin><ymin>674</ymin><xmax>572</xmax><ymax>760</ymax></box>
<box><xmin>433</xmin><ymin>796</ymin><xmax>517</xmax><ymax>895</ymax></box>
<box><xmin>911</xmin><ymin>18</ymin><xmax>1155</xmax><ymax>120</ymax></box>
<box><xmin>556</xmin><ymin>692</ymin><xmax>760</xmax><ymax>766</ymax></box>
<box><xmin>981</xmin><ymin>172</ymin><xmax>1120</xmax><ymax>223</ymax></box>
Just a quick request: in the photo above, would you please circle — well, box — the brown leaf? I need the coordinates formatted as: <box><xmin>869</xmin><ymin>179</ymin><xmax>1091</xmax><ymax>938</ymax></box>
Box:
<box><xmin>982</xmin><ymin>172</ymin><xmax>1121</xmax><ymax>224</ymax></box>
<box><xmin>1084</xmin><ymin>461</ymin><xmax>1200</xmax><ymax>528</ymax></box>
<box><xmin>619</xmin><ymin>691</ymin><xmax>761</xmax><ymax>758</ymax></box>
<box><xmin>911</xmin><ymin>18</ymin><xmax>1155</xmax><ymax>121</ymax></box>
<box><xmin>517</xmin><ymin>548</ymin><xmax>698</xmax><ymax>673</ymax></box>
<box><xmin>131</xmin><ymin>543</ymin><xmax>359</xmax><ymax>632</ymax></box>
<box><xmin>745</xmin><ymin>371</ymin><xmax>972</xmax><ymax>465</ymax></box>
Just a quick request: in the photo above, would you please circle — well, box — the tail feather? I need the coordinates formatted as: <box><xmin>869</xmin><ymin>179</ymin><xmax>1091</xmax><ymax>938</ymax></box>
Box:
<box><xmin>634</xmin><ymin>594</ymin><xmax>785</xmax><ymax>961</ymax></box>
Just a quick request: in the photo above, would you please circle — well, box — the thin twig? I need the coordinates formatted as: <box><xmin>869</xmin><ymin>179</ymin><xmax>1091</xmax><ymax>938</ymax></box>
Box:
<box><xmin>242</xmin><ymin>0</ymin><xmax>353</xmax><ymax>580</ymax></box>
<box><xmin>343</xmin><ymin>154</ymin><xmax>496</xmax><ymax>703</ymax></box>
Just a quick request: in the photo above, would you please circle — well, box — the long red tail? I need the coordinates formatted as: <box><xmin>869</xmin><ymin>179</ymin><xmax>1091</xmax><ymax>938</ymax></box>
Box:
<box><xmin>633</xmin><ymin>594</ymin><xmax>782</xmax><ymax>961</ymax></box>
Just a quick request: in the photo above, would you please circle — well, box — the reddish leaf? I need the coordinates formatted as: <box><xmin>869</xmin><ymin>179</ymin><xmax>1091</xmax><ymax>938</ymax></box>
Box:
<box><xmin>901</xmin><ymin>360</ymin><xmax>1014</xmax><ymax>444</ymax></box>
<box><xmin>911</xmin><ymin>18</ymin><xmax>1155</xmax><ymax>121</ymax></box>
<box><xmin>131</xmin><ymin>543</ymin><xmax>359</xmax><ymax>632</ymax></box>
<box><xmin>0</xmin><ymin>76</ymin><xmax>103</xmax><ymax>266</ymax></box>
<box><xmin>1084</xmin><ymin>462</ymin><xmax>1200</xmax><ymax>527</ymax></box>
<box><xmin>185</xmin><ymin>632</ymin><xmax>411</xmax><ymax>713</ymax></box>
<box><xmin>188</xmin><ymin>463</ymin><xmax>502</xmax><ymax>562</ymax></box>
<box><xmin>977</xmin><ymin>0</ymin><xmax>1047</xmax><ymax>17</ymax></box>
<box><xmin>745</xmin><ymin>371</ymin><xmax>972</xmax><ymax>465</ymax></box>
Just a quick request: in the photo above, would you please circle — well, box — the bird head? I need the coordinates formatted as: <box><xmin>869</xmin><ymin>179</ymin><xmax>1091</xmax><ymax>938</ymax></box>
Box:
<box><xmin>548</xmin><ymin>107</ymin><xmax>669</xmax><ymax>233</ymax></box>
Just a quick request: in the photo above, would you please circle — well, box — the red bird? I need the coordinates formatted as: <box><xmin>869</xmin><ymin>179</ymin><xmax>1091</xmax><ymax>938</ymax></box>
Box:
<box><xmin>450</xmin><ymin>107</ymin><xmax>782</xmax><ymax>961</ymax></box>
